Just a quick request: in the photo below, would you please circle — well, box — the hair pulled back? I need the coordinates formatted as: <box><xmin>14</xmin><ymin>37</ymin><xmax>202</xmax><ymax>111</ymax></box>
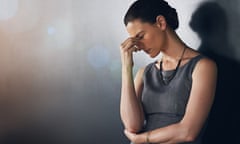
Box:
<box><xmin>124</xmin><ymin>0</ymin><xmax>179</xmax><ymax>30</ymax></box>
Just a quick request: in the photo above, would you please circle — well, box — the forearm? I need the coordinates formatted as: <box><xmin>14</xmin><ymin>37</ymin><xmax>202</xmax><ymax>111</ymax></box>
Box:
<box><xmin>146</xmin><ymin>123</ymin><xmax>193</xmax><ymax>144</ymax></box>
<box><xmin>125</xmin><ymin>122</ymin><xmax>194</xmax><ymax>144</ymax></box>
<box><xmin>120</xmin><ymin>66</ymin><xmax>144</xmax><ymax>132</ymax></box>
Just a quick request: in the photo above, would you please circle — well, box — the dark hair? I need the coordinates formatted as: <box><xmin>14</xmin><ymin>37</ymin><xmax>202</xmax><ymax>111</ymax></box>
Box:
<box><xmin>124</xmin><ymin>0</ymin><xmax>179</xmax><ymax>30</ymax></box>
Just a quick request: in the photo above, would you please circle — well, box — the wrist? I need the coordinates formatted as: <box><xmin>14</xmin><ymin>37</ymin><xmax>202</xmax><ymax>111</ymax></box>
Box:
<box><xmin>121</xmin><ymin>59</ymin><xmax>134</xmax><ymax>69</ymax></box>
<box><xmin>122</xmin><ymin>65</ymin><xmax>133</xmax><ymax>73</ymax></box>
<box><xmin>146</xmin><ymin>131</ymin><xmax>151</xmax><ymax>144</ymax></box>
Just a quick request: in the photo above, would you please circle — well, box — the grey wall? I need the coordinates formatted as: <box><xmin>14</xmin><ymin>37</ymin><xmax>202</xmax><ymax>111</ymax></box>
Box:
<box><xmin>215</xmin><ymin>0</ymin><xmax>240</xmax><ymax>60</ymax></box>
<box><xmin>189</xmin><ymin>0</ymin><xmax>240</xmax><ymax>143</ymax></box>
<box><xmin>0</xmin><ymin>0</ymin><xmax>239</xmax><ymax>144</ymax></box>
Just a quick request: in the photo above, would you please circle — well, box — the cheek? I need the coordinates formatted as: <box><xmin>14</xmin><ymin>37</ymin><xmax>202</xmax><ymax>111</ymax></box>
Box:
<box><xmin>139</xmin><ymin>32</ymin><xmax>162</xmax><ymax>49</ymax></box>
<box><xmin>152</xmin><ymin>32</ymin><xmax>165</xmax><ymax>47</ymax></box>
<box><xmin>142</xmin><ymin>35</ymin><xmax>155</xmax><ymax>46</ymax></box>
<box><xmin>146</xmin><ymin>35</ymin><xmax>161</xmax><ymax>48</ymax></box>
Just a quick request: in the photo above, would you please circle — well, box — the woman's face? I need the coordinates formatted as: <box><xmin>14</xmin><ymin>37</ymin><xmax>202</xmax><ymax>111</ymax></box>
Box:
<box><xmin>126</xmin><ymin>19</ymin><xmax>166</xmax><ymax>58</ymax></box>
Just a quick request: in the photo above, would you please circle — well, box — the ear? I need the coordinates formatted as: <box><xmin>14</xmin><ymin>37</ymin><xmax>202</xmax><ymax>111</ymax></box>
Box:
<box><xmin>156</xmin><ymin>15</ymin><xmax>167</xmax><ymax>30</ymax></box>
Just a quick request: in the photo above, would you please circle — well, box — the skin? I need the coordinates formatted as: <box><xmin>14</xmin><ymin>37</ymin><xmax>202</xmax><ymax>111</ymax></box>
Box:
<box><xmin>120</xmin><ymin>15</ymin><xmax>217</xmax><ymax>144</ymax></box>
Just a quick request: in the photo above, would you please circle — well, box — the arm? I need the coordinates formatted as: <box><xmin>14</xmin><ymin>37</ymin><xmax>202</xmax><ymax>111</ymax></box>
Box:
<box><xmin>124</xmin><ymin>58</ymin><xmax>218</xmax><ymax>143</ymax></box>
<box><xmin>119</xmin><ymin>37</ymin><xmax>145</xmax><ymax>133</ymax></box>
<box><xmin>120</xmin><ymin>67</ymin><xmax>145</xmax><ymax>133</ymax></box>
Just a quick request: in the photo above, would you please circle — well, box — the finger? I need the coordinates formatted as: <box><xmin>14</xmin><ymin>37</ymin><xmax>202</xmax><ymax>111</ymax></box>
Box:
<box><xmin>121</xmin><ymin>37</ymin><xmax>139</xmax><ymax>50</ymax></box>
<box><xmin>133</xmin><ymin>45</ymin><xmax>142</xmax><ymax>52</ymax></box>
<box><xmin>132</xmin><ymin>45</ymin><xmax>138</xmax><ymax>52</ymax></box>
<box><xmin>122</xmin><ymin>37</ymin><xmax>139</xmax><ymax>45</ymax></box>
<box><xmin>121</xmin><ymin>38</ymin><xmax>133</xmax><ymax>48</ymax></box>
<box><xmin>122</xmin><ymin>42</ymin><xmax>138</xmax><ymax>53</ymax></box>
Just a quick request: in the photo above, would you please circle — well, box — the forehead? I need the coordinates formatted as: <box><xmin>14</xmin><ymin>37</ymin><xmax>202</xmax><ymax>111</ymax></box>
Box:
<box><xmin>126</xmin><ymin>20</ymin><xmax>152</xmax><ymax>37</ymax></box>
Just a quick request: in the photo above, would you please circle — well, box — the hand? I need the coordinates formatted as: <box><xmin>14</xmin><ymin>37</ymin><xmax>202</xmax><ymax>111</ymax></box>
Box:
<box><xmin>120</xmin><ymin>37</ymin><xmax>141</xmax><ymax>68</ymax></box>
<box><xmin>124</xmin><ymin>129</ymin><xmax>146</xmax><ymax>144</ymax></box>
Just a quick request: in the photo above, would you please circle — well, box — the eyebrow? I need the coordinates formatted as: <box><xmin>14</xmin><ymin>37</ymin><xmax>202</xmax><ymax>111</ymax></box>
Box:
<box><xmin>134</xmin><ymin>31</ymin><xmax>145</xmax><ymax>38</ymax></box>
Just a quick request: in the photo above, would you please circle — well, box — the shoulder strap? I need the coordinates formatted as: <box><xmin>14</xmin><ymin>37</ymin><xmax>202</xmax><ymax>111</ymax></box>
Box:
<box><xmin>188</xmin><ymin>55</ymin><xmax>206</xmax><ymax>78</ymax></box>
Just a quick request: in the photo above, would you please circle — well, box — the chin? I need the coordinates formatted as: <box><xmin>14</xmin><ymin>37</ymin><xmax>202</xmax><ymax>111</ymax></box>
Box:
<box><xmin>149</xmin><ymin>54</ymin><xmax>157</xmax><ymax>58</ymax></box>
<box><xmin>149</xmin><ymin>54</ymin><xmax>156</xmax><ymax>58</ymax></box>
<box><xmin>148</xmin><ymin>51</ymin><xmax>159</xmax><ymax>58</ymax></box>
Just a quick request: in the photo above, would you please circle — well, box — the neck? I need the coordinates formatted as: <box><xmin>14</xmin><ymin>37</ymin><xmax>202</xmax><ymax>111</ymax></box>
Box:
<box><xmin>160</xmin><ymin>29</ymin><xmax>187</xmax><ymax>62</ymax></box>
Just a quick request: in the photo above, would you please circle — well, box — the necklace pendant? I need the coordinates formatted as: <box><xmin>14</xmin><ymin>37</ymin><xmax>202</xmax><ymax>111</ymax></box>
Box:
<box><xmin>159</xmin><ymin>47</ymin><xmax>186</xmax><ymax>85</ymax></box>
<box><xmin>159</xmin><ymin>70</ymin><xmax>176</xmax><ymax>85</ymax></box>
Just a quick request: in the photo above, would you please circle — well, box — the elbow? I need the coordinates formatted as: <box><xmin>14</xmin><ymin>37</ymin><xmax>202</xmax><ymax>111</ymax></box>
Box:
<box><xmin>185</xmin><ymin>134</ymin><xmax>197</xmax><ymax>142</ymax></box>
<box><xmin>178</xmin><ymin>123</ymin><xmax>198</xmax><ymax>142</ymax></box>
<box><xmin>183</xmin><ymin>129</ymin><xmax>199</xmax><ymax>142</ymax></box>
<box><xmin>124</xmin><ymin>121</ymin><xmax>143</xmax><ymax>133</ymax></box>
<box><xmin>125</xmin><ymin>127</ymin><xmax>141</xmax><ymax>133</ymax></box>
<box><xmin>124</xmin><ymin>123</ymin><xmax>143</xmax><ymax>133</ymax></box>
<box><xmin>121</xmin><ymin>117</ymin><xmax>144</xmax><ymax>133</ymax></box>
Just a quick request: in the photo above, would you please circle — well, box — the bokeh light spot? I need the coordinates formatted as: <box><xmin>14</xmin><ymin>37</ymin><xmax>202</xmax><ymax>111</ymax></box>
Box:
<box><xmin>47</xmin><ymin>27</ymin><xmax>56</xmax><ymax>35</ymax></box>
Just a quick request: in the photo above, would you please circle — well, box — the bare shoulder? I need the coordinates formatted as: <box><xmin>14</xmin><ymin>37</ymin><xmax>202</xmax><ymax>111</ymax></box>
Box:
<box><xmin>192</xmin><ymin>56</ymin><xmax>218</xmax><ymax>82</ymax></box>
<box><xmin>195</xmin><ymin>57</ymin><xmax>217</xmax><ymax>73</ymax></box>
<box><xmin>190</xmin><ymin>48</ymin><xmax>216</xmax><ymax>68</ymax></box>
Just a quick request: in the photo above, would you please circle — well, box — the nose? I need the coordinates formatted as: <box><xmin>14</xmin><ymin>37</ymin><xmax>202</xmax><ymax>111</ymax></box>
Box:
<box><xmin>135</xmin><ymin>41</ymin><xmax>144</xmax><ymax>50</ymax></box>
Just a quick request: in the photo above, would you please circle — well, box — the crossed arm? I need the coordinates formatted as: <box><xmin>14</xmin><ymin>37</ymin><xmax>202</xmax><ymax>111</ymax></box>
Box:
<box><xmin>121</xmin><ymin>58</ymin><xmax>217</xmax><ymax>144</ymax></box>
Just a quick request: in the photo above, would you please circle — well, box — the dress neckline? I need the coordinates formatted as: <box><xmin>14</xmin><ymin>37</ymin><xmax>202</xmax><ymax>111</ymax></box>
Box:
<box><xmin>153</xmin><ymin>54</ymin><xmax>202</xmax><ymax>72</ymax></box>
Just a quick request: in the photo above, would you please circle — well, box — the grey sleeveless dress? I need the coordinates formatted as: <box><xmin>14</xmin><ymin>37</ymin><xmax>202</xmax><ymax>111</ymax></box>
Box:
<box><xmin>134</xmin><ymin>55</ymin><xmax>206</xmax><ymax>144</ymax></box>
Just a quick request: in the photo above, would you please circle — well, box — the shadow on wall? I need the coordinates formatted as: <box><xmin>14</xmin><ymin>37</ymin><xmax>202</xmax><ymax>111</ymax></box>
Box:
<box><xmin>189</xmin><ymin>2</ymin><xmax>240</xmax><ymax>144</ymax></box>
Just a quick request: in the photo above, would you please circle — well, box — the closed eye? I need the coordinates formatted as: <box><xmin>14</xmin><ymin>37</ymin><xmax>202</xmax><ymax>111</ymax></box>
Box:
<box><xmin>136</xmin><ymin>34</ymin><xmax>144</xmax><ymax>40</ymax></box>
<box><xmin>135</xmin><ymin>31</ymin><xmax>145</xmax><ymax>40</ymax></box>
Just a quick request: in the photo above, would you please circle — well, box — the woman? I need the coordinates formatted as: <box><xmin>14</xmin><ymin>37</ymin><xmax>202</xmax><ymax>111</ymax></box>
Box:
<box><xmin>119</xmin><ymin>0</ymin><xmax>217</xmax><ymax>144</ymax></box>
